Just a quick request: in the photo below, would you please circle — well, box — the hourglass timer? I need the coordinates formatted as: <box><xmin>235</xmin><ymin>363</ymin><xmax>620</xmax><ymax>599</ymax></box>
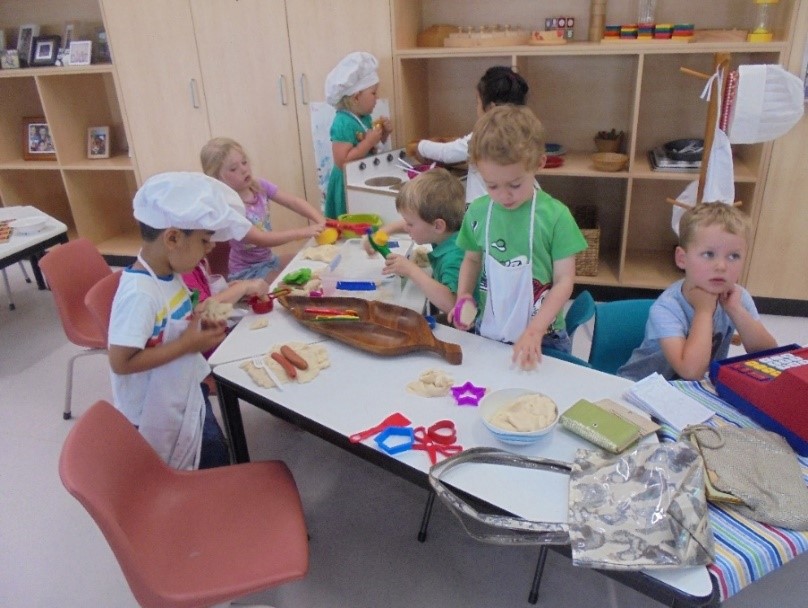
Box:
<box><xmin>748</xmin><ymin>0</ymin><xmax>779</xmax><ymax>42</ymax></box>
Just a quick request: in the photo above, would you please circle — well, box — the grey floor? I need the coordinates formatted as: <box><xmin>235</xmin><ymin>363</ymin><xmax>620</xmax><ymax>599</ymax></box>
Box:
<box><xmin>2</xmin><ymin>263</ymin><xmax>807</xmax><ymax>608</ymax></box>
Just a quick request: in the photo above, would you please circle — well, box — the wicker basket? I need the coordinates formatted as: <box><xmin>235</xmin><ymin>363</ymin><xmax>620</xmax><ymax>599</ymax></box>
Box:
<box><xmin>573</xmin><ymin>205</ymin><xmax>600</xmax><ymax>276</ymax></box>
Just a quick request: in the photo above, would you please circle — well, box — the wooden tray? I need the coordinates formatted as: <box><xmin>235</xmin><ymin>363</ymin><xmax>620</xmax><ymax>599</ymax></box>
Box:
<box><xmin>279</xmin><ymin>295</ymin><xmax>463</xmax><ymax>365</ymax></box>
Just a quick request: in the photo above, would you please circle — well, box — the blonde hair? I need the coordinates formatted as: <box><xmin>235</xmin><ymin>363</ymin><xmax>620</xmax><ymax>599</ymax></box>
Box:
<box><xmin>200</xmin><ymin>137</ymin><xmax>260</xmax><ymax>195</ymax></box>
<box><xmin>395</xmin><ymin>168</ymin><xmax>465</xmax><ymax>232</ymax></box>
<box><xmin>468</xmin><ymin>105</ymin><xmax>546</xmax><ymax>169</ymax></box>
<box><xmin>678</xmin><ymin>203</ymin><xmax>750</xmax><ymax>249</ymax></box>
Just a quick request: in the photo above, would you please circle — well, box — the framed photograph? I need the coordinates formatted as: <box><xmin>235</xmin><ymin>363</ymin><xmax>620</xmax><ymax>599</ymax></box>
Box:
<box><xmin>68</xmin><ymin>40</ymin><xmax>92</xmax><ymax>66</ymax></box>
<box><xmin>31</xmin><ymin>36</ymin><xmax>61</xmax><ymax>67</ymax></box>
<box><xmin>17</xmin><ymin>24</ymin><xmax>40</xmax><ymax>67</ymax></box>
<box><xmin>87</xmin><ymin>126</ymin><xmax>110</xmax><ymax>159</ymax></box>
<box><xmin>0</xmin><ymin>29</ymin><xmax>6</xmax><ymax>52</ymax></box>
<box><xmin>1</xmin><ymin>50</ymin><xmax>21</xmax><ymax>70</ymax></box>
<box><xmin>23</xmin><ymin>117</ymin><xmax>56</xmax><ymax>161</ymax></box>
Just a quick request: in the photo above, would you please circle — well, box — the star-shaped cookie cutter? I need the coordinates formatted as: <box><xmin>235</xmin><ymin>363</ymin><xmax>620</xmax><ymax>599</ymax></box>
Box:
<box><xmin>450</xmin><ymin>381</ymin><xmax>486</xmax><ymax>407</ymax></box>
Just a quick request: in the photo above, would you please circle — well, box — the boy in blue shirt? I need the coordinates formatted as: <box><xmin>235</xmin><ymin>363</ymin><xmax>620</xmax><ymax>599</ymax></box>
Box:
<box><xmin>619</xmin><ymin>203</ymin><xmax>776</xmax><ymax>381</ymax></box>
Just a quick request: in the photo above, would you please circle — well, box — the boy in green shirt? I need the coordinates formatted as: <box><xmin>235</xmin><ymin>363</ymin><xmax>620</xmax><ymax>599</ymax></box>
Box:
<box><xmin>453</xmin><ymin>105</ymin><xmax>587</xmax><ymax>370</ymax></box>
<box><xmin>368</xmin><ymin>168</ymin><xmax>469</xmax><ymax>315</ymax></box>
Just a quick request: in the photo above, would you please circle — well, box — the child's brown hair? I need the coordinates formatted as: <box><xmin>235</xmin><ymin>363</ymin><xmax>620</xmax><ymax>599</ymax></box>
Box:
<box><xmin>468</xmin><ymin>105</ymin><xmax>546</xmax><ymax>169</ymax></box>
<box><xmin>395</xmin><ymin>168</ymin><xmax>465</xmax><ymax>232</ymax></box>
<box><xmin>678</xmin><ymin>203</ymin><xmax>750</xmax><ymax>249</ymax></box>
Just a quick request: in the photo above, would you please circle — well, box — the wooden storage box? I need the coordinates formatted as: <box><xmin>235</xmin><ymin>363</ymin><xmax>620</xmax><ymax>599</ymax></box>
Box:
<box><xmin>573</xmin><ymin>205</ymin><xmax>600</xmax><ymax>276</ymax></box>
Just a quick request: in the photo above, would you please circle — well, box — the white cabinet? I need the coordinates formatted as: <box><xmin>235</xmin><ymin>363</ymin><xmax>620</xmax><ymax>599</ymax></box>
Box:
<box><xmin>102</xmin><ymin>0</ymin><xmax>393</xmax><ymax>254</ymax></box>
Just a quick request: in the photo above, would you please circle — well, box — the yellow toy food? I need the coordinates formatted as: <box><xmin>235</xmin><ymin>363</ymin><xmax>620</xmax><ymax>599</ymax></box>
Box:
<box><xmin>372</xmin><ymin>229</ymin><xmax>389</xmax><ymax>246</ymax></box>
<box><xmin>316</xmin><ymin>226</ymin><xmax>339</xmax><ymax>245</ymax></box>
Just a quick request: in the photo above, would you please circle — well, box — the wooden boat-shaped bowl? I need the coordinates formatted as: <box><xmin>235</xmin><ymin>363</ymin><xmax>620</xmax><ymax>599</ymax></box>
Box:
<box><xmin>278</xmin><ymin>295</ymin><xmax>462</xmax><ymax>365</ymax></box>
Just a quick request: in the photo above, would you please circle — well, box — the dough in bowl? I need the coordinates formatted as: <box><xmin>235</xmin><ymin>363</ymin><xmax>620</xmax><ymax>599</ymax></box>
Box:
<box><xmin>489</xmin><ymin>394</ymin><xmax>557</xmax><ymax>432</ymax></box>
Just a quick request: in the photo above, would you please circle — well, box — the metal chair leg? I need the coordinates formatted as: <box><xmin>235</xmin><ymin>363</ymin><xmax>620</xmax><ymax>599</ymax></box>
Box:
<box><xmin>64</xmin><ymin>349</ymin><xmax>106</xmax><ymax>419</ymax></box>
<box><xmin>528</xmin><ymin>546</ymin><xmax>549</xmax><ymax>604</ymax></box>
<box><xmin>417</xmin><ymin>489</ymin><xmax>436</xmax><ymax>542</ymax></box>
<box><xmin>18</xmin><ymin>261</ymin><xmax>31</xmax><ymax>283</ymax></box>
<box><xmin>2</xmin><ymin>268</ymin><xmax>14</xmax><ymax>310</ymax></box>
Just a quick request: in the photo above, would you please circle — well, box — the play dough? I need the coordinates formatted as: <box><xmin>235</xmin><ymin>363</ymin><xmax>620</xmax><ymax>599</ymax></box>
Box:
<box><xmin>301</xmin><ymin>244</ymin><xmax>340</xmax><ymax>263</ymax></box>
<box><xmin>200</xmin><ymin>300</ymin><xmax>233</xmax><ymax>322</ymax></box>
<box><xmin>410</xmin><ymin>246</ymin><xmax>430</xmax><ymax>268</ymax></box>
<box><xmin>249</xmin><ymin>318</ymin><xmax>269</xmax><ymax>330</ymax></box>
<box><xmin>240</xmin><ymin>342</ymin><xmax>330</xmax><ymax>389</ymax></box>
<box><xmin>406</xmin><ymin>369</ymin><xmax>454</xmax><ymax>397</ymax></box>
<box><xmin>488</xmin><ymin>394</ymin><xmax>557</xmax><ymax>432</ymax></box>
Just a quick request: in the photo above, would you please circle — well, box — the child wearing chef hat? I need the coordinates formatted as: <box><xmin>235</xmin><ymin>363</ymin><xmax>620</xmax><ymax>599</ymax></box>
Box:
<box><xmin>324</xmin><ymin>51</ymin><xmax>393</xmax><ymax>219</ymax></box>
<box><xmin>108</xmin><ymin>172</ymin><xmax>253</xmax><ymax>470</ymax></box>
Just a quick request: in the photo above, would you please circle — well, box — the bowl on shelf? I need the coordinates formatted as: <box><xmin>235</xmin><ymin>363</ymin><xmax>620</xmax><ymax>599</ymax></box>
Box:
<box><xmin>663</xmin><ymin>138</ymin><xmax>704</xmax><ymax>162</ymax></box>
<box><xmin>593</xmin><ymin>130</ymin><xmax>624</xmax><ymax>153</ymax></box>
<box><xmin>479</xmin><ymin>388</ymin><xmax>558</xmax><ymax>445</ymax></box>
<box><xmin>592</xmin><ymin>152</ymin><xmax>629</xmax><ymax>172</ymax></box>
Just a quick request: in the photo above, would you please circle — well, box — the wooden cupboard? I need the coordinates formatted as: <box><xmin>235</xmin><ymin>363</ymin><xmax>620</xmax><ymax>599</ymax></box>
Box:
<box><xmin>0</xmin><ymin>0</ymin><xmax>138</xmax><ymax>259</ymax></box>
<box><xmin>390</xmin><ymin>0</ymin><xmax>803</xmax><ymax>295</ymax></box>
<box><xmin>746</xmin><ymin>2</ymin><xmax>808</xmax><ymax>301</ymax></box>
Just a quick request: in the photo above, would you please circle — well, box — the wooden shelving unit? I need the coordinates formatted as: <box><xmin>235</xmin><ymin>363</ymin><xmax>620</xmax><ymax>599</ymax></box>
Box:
<box><xmin>390</xmin><ymin>0</ymin><xmax>799</xmax><ymax>291</ymax></box>
<box><xmin>0</xmin><ymin>1</ymin><xmax>139</xmax><ymax>259</ymax></box>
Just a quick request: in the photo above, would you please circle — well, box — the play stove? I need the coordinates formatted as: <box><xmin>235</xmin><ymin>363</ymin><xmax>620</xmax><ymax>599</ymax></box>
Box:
<box><xmin>344</xmin><ymin>148</ymin><xmax>414</xmax><ymax>224</ymax></box>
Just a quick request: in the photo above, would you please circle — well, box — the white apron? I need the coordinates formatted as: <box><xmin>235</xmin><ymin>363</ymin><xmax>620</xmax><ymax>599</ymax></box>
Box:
<box><xmin>136</xmin><ymin>254</ymin><xmax>208</xmax><ymax>470</ymax></box>
<box><xmin>479</xmin><ymin>190</ymin><xmax>537</xmax><ymax>344</ymax></box>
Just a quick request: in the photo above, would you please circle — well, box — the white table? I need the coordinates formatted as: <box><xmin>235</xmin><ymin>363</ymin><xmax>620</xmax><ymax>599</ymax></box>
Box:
<box><xmin>213</xmin><ymin>323</ymin><xmax>716</xmax><ymax>606</ymax></box>
<box><xmin>208</xmin><ymin>235</ymin><xmax>426</xmax><ymax>366</ymax></box>
<box><xmin>0</xmin><ymin>206</ymin><xmax>69</xmax><ymax>309</ymax></box>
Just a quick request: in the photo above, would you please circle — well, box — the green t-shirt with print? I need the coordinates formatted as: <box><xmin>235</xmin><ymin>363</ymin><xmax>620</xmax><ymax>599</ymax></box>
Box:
<box><xmin>456</xmin><ymin>189</ymin><xmax>587</xmax><ymax>329</ymax></box>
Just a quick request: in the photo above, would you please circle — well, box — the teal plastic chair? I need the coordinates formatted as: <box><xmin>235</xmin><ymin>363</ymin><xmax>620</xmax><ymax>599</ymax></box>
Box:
<box><xmin>589</xmin><ymin>298</ymin><xmax>654</xmax><ymax>375</ymax></box>
<box><xmin>564</xmin><ymin>290</ymin><xmax>596</xmax><ymax>340</ymax></box>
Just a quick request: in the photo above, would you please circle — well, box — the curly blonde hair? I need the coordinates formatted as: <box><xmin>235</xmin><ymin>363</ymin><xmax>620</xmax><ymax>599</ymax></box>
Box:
<box><xmin>468</xmin><ymin>105</ymin><xmax>546</xmax><ymax>169</ymax></box>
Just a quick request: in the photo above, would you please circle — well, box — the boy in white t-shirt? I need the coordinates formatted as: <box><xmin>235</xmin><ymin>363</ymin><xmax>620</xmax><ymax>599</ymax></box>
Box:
<box><xmin>108</xmin><ymin>172</ymin><xmax>251</xmax><ymax>469</ymax></box>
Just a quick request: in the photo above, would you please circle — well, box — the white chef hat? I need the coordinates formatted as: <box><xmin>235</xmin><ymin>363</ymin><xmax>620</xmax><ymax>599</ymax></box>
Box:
<box><xmin>133</xmin><ymin>172</ymin><xmax>251</xmax><ymax>242</ymax></box>
<box><xmin>728</xmin><ymin>64</ymin><xmax>805</xmax><ymax>144</ymax></box>
<box><xmin>324</xmin><ymin>51</ymin><xmax>379</xmax><ymax>106</ymax></box>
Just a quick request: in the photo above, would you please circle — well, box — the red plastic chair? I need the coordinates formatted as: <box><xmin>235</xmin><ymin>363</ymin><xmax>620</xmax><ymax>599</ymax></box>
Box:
<box><xmin>59</xmin><ymin>400</ymin><xmax>309</xmax><ymax>608</ymax></box>
<box><xmin>84</xmin><ymin>269</ymin><xmax>123</xmax><ymax>340</ymax></box>
<box><xmin>39</xmin><ymin>239</ymin><xmax>112</xmax><ymax>419</ymax></box>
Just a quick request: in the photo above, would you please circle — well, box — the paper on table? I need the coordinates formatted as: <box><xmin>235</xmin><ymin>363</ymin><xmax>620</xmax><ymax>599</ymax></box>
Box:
<box><xmin>624</xmin><ymin>373</ymin><xmax>714</xmax><ymax>431</ymax></box>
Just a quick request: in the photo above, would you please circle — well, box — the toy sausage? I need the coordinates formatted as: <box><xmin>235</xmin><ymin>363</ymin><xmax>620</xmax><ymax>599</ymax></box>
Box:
<box><xmin>271</xmin><ymin>352</ymin><xmax>297</xmax><ymax>379</ymax></box>
<box><xmin>280</xmin><ymin>345</ymin><xmax>309</xmax><ymax>370</ymax></box>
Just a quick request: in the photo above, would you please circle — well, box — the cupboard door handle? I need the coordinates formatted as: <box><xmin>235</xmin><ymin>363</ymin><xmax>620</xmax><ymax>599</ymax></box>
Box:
<box><xmin>279</xmin><ymin>75</ymin><xmax>289</xmax><ymax>106</ymax></box>
<box><xmin>299</xmin><ymin>74</ymin><xmax>309</xmax><ymax>105</ymax></box>
<box><xmin>189</xmin><ymin>79</ymin><xmax>200</xmax><ymax>109</ymax></box>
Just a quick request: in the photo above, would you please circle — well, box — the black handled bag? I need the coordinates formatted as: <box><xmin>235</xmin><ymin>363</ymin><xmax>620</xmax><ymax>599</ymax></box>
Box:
<box><xmin>428</xmin><ymin>443</ymin><xmax>714</xmax><ymax>570</ymax></box>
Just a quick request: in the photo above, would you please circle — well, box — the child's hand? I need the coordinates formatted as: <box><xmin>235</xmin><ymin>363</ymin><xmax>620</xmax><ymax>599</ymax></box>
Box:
<box><xmin>361</xmin><ymin>234</ymin><xmax>375</xmax><ymax>256</ymax></box>
<box><xmin>243</xmin><ymin>279</ymin><xmax>269</xmax><ymax>297</ymax></box>
<box><xmin>405</xmin><ymin>140</ymin><xmax>423</xmax><ymax>162</ymax></box>
<box><xmin>449</xmin><ymin>294</ymin><xmax>476</xmax><ymax>331</ymax></box>
<box><xmin>182</xmin><ymin>314</ymin><xmax>227</xmax><ymax>354</ymax></box>
<box><xmin>718</xmin><ymin>283</ymin><xmax>743</xmax><ymax>313</ymax></box>
<box><xmin>364</xmin><ymin>125</ymin><xmax>384</xmax><ymax>147</ymax></box>
<box><xmin>301</xmin><ymin>223</ymin><xmax>326</xmax><ymax>240</ymax></box>
<box><xmin>378</xmin><ymin>116</ymin><xmax>393</xmax><ymax>136</ymax></box>
<box><xmin>382</xmin><ymin>254</ymin><xmax>415</xmax><ymax>279</ymax></box>
<box><xmin>512</xmin><ymin>328</ymin><xmax>543</xmax><ymax>371</ymax></box>
<box><xmin>684</xmin><ymin>284</ymin><xmax>718</xmax><ymax>315</ymax></box>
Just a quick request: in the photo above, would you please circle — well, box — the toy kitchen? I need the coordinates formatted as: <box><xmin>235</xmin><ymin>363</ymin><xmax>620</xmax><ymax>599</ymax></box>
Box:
<box><xmin>344</xmin><ymin>148</ymin><xmax>466</xmax><ymax>224</ymax></box>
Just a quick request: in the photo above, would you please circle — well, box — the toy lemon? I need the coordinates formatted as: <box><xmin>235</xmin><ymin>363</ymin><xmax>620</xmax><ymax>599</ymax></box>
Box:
<box><xmin>316</xmin><ymin>226</ymin><xmax>339</xmax><ymax>245</ymax></box>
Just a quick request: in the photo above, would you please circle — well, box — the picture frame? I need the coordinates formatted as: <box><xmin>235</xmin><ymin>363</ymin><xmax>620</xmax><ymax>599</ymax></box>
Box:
<box><xmin>23</xmin><ymin>117</ymin><xmax>56</xmax><ymax>161</ymax></box>
<box><xmin>1</xmin><ymin>50</ymin><xmax>21</xmax><ymax>70</ymax></box>
<box><xmin>87</xmin><ymin>126</ymin><xmax>110</xmax><ymax>159</ymax></box>
<box><xmin>31</xmin><ymin>36</ymin><xmax>61</xmax><ymax>67</ymax></box>
<box><xmin>62</xmin><ymin>21</ymin><xmax>80</xmax><ymax>51</ymax></box>
<box><xmin>68</xmin><ymin>40</ymin><xmax>92</xmax><ymax>66</ymax></box>
<box><xmin>0</xmin><ymin>29</ymin><xmax>6</xmax><ymax>53</ymax></box>
<box><xmin>17</xmin><ymin>24</ymin><xmax>40</xmax><ymax>67</ymax></box>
